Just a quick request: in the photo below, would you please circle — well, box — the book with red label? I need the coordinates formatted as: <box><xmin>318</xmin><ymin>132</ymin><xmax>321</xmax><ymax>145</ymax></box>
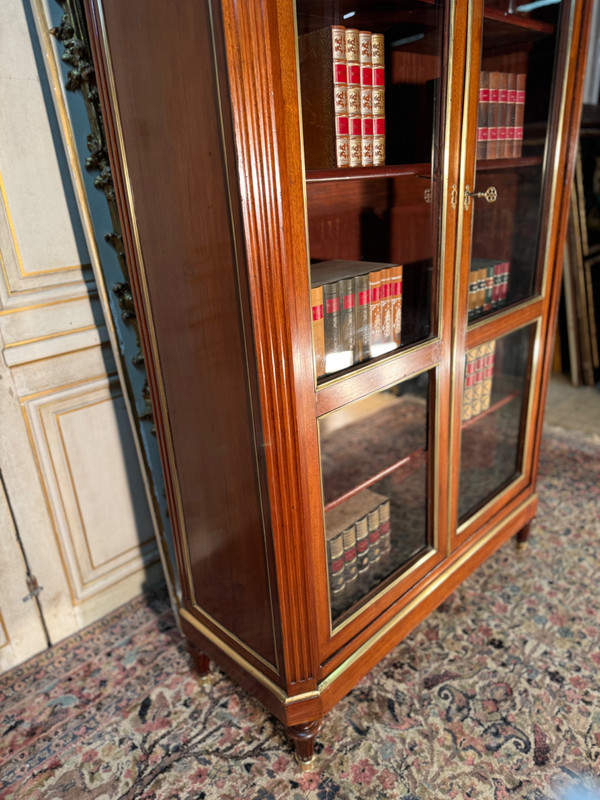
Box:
<box><xmin>506</xmin><ymin>73</ymin><xmax>517</xmax><ymax>157</ymax></box>
<box><xmin>338</xmin><ymin>278</ymin><xmax>356</xmax><ymax>366</ymax></box>
<box><xmin>487</xmin><ymin>71</ymin><xmax>500</xmax><ymax>159</ymax></box>
<box><xmin>371</xmin><ymin>32</ymin><xmax>385</xmax><ymax>166</ymax></box>
<box><xmin>359</xmin><ymin>30</ymin><xmax>373</xmax><ymax>166</ymax></box>
<box><xmin>369</xmin><ymin>269</ymin><xmax>382</xmax><ymax>347</ymax></box>
<box><xmin>380</xmin><ymin>268</ymin><xmax>393</xmax><ymax>346</ymax></box>
<box><xmin>298</xmin><ymin>25</ymin><xmax>349</xmax><ymax>169</ymax></box>
<box><xmin>354</xmin><ymin>272</ymin><xmax>370</xmax><ymax>363</ymax></box>
<box><xmin>311</xmin><ymin>285</ymin><xmax>325</xmax><ymax>377</ymax></box>
<box><xmin>391</xmin><ymin>264</ymin><xmax>403</xmax><ymax>346</ymax></box>
<box><xmin>346</xmin><ymin>29</ymin><xmax>362</xmax><ymax>167</ymax></box>
<box><xmin>322</xmin><ymin>281</ymin><xmax>342</xmax><ymax>373</ymax></box>
<box><xmin>496</xmin><ymin>72</ymin><xmax>509</xmax><ymax>158</ymax></box>
<box><xmin>513</xmin><ymin>73</ymin><xmax>526</xmax><ymax>157</ymax></box>
<box><xmin>477</xmin><ymin>71</ymin><xmax>490</xmax><ymax>159</ymax></box>
<box><xmin>462</xmin><ymin>346</ymin><xmax>478</xmax><ymax>421</ymax></box>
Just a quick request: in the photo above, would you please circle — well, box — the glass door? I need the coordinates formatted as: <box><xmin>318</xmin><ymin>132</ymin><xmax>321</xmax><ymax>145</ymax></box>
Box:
<box><xmin>295</xmin><ymin>0</ymin><xmax>455</xmax><ymax>632</ymax></box>
<box><xmin>454</xmin><ymin>0</ymin><xmax>573</xmax><ymax>533</ymax></box>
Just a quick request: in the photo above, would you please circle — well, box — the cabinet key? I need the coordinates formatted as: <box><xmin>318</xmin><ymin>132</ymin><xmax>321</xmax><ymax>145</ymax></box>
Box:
<box><xmin>464</xmin><ymin>185</ymin><xmax>497</xmax><ymax>210</ymax></box>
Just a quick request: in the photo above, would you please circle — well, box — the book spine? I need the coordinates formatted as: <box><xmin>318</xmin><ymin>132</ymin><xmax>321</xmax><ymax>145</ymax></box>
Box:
<box><xmin>371</xmin><ymin>32</ymin><xmax>385</xmax><ymax>166</ymax></box>
<box><xmin>331</xmin><ymin>26</ymin><xmax>350</xmax><ymax>167</ymax></box>
<box><xmin>481</xmin><ymin>340</ymin><xmax>496</xmax><ymax>412</ymax></box>
<box><xmin>346</xmin><ymin>29</ymin><xmax>362</xmax><ymax>168</ymax></box>
<box><xmin>492</xmin><ymin>261</ymin><xmax>502</xmax><ymax>309</ymax></box>
<box><xmin>355</xmin><ymin>515</ymin><xmax>370</xmax><ymax>575</ymax></box>
<box><xmin>462</xmin><ymin>346</ymin><xmax>477</xmax><ymax>421</ymax></box>
<box><xmin>483</xmin><ymin>263</ymin><xmax>494</xmax><ymax>313</ymax></box>
<box><xmin>476</xmin><ymin>267</ymin><xmax>486</xmax><ymax>317</ymax></box>
<box><xmin>487</xmin><ymin>71</ymin><xmax>500</xmax><ymax>159</ymax></box>
<box><xmin>369</xmin><ymin>270</ymin><xmax>382</xmax><ymax>347</ymax></box>
<box><xmin>323</xmin><ymin>281</ymin><xmax>341</xmax><ymax>373</ymax></box>
<box><xmin>378</xmin><ymin>499</ymin><xmax>391</xmax><ymax>556</ymax></box>
<box><xmin>354</xmin><ymin>273</ymin><xmax>370</xmax><ymax>363</ymax></box>
<box><xmin>380</xmin><ymin>268</ymin><xmax>393</xmax><ymax>345</ymax></box>
<box><xmin>501</xmin><ymin>261</ymin><xmax>510</xmax><ymax>304</ymax></box>
<box><xmin>496</xmin><ymin>72</ymin><xmax>508</xmax><ymax>158</ymax></box>
<box><xmin>327</xmin><ymin>529</ymin><xmax>346</xmax><ymax>595</ymax></box>
<box><xmin>391</xmin><ymin>264</ymin><xmax>403</xmax><ymax>346</ymax></box>
<box><xmin>342</xmin><ymin>524</ymin><xmax>358</xmax><ymax>585</ymax></box>
<box><xmin>513</xmin><ymin>74</ymin><xmax>526</xmax><ymax>157</ymax></box>
<box><xmin>338</xmin><ymin>277</ymin><xmax>356</xmax><ymax>362</ymax></box>
<box><xmin>468</xmin><ymin>266</ymin><xmax>478</xmax><ymax>322</ymax></box>
<box><xmin>359</xmin><ymin>30</ymin><xmax>373</xmax><ymax>166</ymax></box>
<box><xmin>477</xmin><ymin>71</ymin><xmax>490</xmax><ymax>159</ymax></box>
<box><xmin>471</xmin><ymin>344</ymin><xmax>485</xmax><ymax>417</ymax></box>
<box><xmin>506</xmin><ymin>72</ymin><xmax>517</xmax><ymax>158</ymax></box>
<box><xmin>311</xmin><ymin>286</ymin><xmax>326</xmax><ymax>377</ymax></box>
<box><xmin>367</xmin><ymin>505</ymin><xmax>381</xmax><ymax>565</ymax></box>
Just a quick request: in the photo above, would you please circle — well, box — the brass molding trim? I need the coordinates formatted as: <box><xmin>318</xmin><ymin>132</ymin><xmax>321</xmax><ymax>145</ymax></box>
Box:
<box><xmin>180</xmin><ymin>607</ymin><xmax>315</xmax><ymax>706</ymax></box>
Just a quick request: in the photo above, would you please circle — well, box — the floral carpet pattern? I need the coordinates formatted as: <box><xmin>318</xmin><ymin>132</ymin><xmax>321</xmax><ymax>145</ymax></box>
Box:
<box><xmin>1</xmin><ymin>424</ymin><xmax>599</xmax><ymax>800</ymax></box>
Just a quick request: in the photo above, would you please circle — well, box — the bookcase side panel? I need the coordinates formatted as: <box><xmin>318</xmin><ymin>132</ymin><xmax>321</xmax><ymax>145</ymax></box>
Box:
<box><xmin>88</xmin><ymin>0</ymin><xmax>282</xmax><ymax>674</ymax></box>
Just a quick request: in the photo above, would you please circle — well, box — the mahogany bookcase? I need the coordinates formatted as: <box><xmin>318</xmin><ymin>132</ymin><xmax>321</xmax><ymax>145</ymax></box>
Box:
<box><xmin>83</xmin><ymin>0</ymin><xmax>592</xmax><ymax>767</ymax></box>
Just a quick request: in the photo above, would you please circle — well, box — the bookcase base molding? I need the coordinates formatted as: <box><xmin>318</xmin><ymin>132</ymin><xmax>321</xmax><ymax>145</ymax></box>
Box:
<box><xmin>181</xmin><ymin>496</ymin><xmax>536</xmax><ymax>765</ymax></box>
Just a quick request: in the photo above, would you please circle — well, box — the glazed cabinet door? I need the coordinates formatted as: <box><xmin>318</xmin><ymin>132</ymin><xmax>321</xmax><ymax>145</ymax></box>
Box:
<box><xmin>294</xmin><ymin>0</ymin><xmax>463</xmax><ymax>659</ymax></box>
<box><xmin>450</xmin><ymin>0</ymin><xmax>591</xmax><ymax>543</ymax></box>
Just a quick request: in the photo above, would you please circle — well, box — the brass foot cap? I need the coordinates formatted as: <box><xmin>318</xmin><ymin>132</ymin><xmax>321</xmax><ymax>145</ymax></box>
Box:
<box><xmin>295</xmin><ymin>753</ymin><xmax>316</xmax><ymax>772</ymax></box>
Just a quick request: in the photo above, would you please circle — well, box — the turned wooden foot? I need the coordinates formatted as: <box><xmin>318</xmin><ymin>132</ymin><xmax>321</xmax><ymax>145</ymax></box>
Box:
<box><xmin>187</xmin><ymin>641</ymin><xmax>211</xmax><ymax>684</ymax></box>
<box><xmin>516</xmin><ymin>520</ymin><xmax>533</xmax><ymax>550</ymax></box>
<box><xmin>287</xmin><ymin>719</ymin><xmax>322</xmax><ymax>770</ymax></box>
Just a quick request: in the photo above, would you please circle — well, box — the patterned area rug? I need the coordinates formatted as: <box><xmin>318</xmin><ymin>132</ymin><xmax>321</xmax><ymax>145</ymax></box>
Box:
<box><xmin>1</xmin><ymin>424</ymin><xmax>599</xmax><ymax>800</ymax></box>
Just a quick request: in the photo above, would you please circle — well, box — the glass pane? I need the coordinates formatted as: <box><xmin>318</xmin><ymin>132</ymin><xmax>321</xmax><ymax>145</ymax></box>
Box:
<box><xmin>458</xmin><ymin>325</ymin><xmax>534</xmax><ymax>522</ymax></box>
<box><xmin>296</xmin><ymin>2</ymin><xmax>447</xmax><ymax>379</ymax></box>
<box><xmin>469</xmin><ymin>1</ymin><xmax>564</xmax><ymax>319</ymax></box>
<box><xmin>319</xmin><ymin>372</ymin><xmax>431</xmax><ymax>623</ymax></box>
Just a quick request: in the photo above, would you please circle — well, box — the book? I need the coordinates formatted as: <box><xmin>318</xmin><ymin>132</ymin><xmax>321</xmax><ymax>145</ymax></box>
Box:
<box><xmin>354</xmin><ymin>272</ymin><xmax>370</xmax><ymax>363</ymax></box>
<box><xmin>346</xmin><ymin>29</ymin><xmax>362</xmax><ymax>167</ymax></box>
<box><xmin>379</xmin><ymin>499</ymin><xmax>391</xmax><ymax>556</ymax></box>
<box><xmin>342</xmin><ymin>524</ymin><xmax>358</xmax><ymax>585</ymax></box>
<box><xmin>371</xmin><ymin>32</ymin><xmax>385</xmax><ymax>166</ymax></box>
<box><xmin>462</xmin><ymin>346</ymin><xmax>477</xmax><ymax>421</ymax></box>
<box><xmin>513</xmin><ymin>73</ymin><xmax>526</xmax><ymax>157</ymax></box>
<box><xmin>311</xmin><ymin>286</ymin><xmax>325</xmax><ymax>377</ymax></box>
<box><xmin>380</xmin><ymin>268</ymin><xmax>393</xmax><ymax>347</ymax></box>
<box><xmin>477</xmin><ymin>71</ymin><xmax>490</xmax><ymax>159</ymax></box>
<box><xmin>359</xmin><ymin>30</ymin><xmax>373</xmax><ymax>166</ymax></box>
<box><xmin>506</xmin><ymin>72</ymin><xmax>517</xmax><ymax>157</ymax></box>
<box><xmin>338</xmin><ymin>278</ymin><xmax>356</xmax><ymax>365</ymax></box>
<box><xmin>325</xmin><ymin>524</ymin><xmax>346</xmax><ymax>595</ymax></box>
<box><xmin>391</xmin><ymin>264</ymin><xmax>403</xmax><ymax>346</ymax></box>
<box><xmin>471</xmin><ymin>345</ymin><xmax>485</xmax><ymax>417</ymax></box>
<box><xmin>322</xmin><ymin>281</ymin><xmax>343</xmax><ymax>373</ymax></box>
<box><xmin>496</xmin><ymin>72</ymin><xmax>509</xmax><ymax>158</ymax></box>
<box><xmin>487</xmin><ymin>71</ymin><xmax>500</xmax><ymax>159</ymax></box>
<box><xmin>369</xmin><ymin>269</ymin><xmax>382</xmax><ymax>348</ymax></box>
<box><xmin>298</xmin><ymin>26</ymin><xmax>349</xmax><ymax>169</ymax></box>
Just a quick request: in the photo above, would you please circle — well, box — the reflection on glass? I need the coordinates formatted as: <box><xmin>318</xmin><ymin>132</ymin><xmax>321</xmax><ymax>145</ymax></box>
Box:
<box><xmin>458</xmin><ymin>325</ymin><xmax>534</xmax><ymax>522</ymax></box>
<box><xmin>469</xmin><ymin>1</ymin><xmax>563</xmax><ymax>319</ymax></box>
<box><xmin>296</xmin><ymin>2</ymin><xmax>446</xmax><ymax>379</ymax></box>
<box><xmin>319</xmin><ymin>372</ymin><xmax>431</xmax><ymax>622</ymax></box>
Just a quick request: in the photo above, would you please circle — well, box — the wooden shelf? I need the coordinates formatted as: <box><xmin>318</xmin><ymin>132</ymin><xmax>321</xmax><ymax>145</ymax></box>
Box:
<box><xmin>323</xmin><ymin>446</ymin><xmax>426</xmax><ymax>513</ymax></box>
<box><xmin>306</xmin><ymin>163</ymin><xmax>431</xmax><ymax>184</ymax></box>
<box><xmin>476</xmin><ymin>155</ymin><xmax>542</xmax><ymax>171</ymax></box>
<box><xmin>483</xmin><ymin>7</ymin><xmax>554</xmax><ymax>36</ymax></box>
